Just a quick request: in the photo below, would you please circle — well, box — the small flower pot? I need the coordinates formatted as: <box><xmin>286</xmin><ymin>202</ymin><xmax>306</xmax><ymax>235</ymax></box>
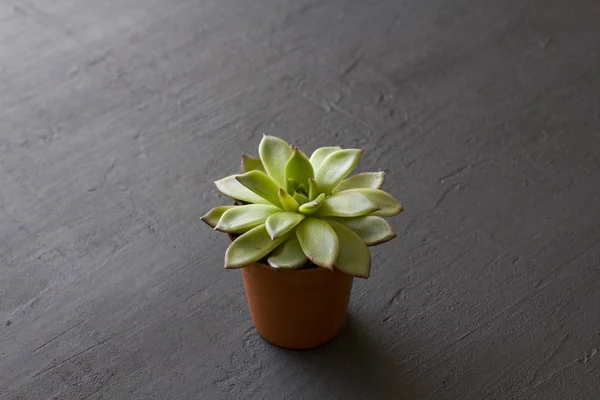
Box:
<box><xmin>241</xmin><ymin>262</ymin><xmax>354</xmax><ymax>349</ymax></box>
<box><xmin>203</xmin><ymin>137</ymin><xmax>403</xmax><ymax>348</ymax></box>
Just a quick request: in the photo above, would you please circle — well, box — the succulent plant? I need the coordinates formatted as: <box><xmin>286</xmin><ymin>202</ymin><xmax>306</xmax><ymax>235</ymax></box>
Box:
<box><xmin>201</xmin><ymin>135</ymin><xmax>403</xmax><ymax>278</ymax></box>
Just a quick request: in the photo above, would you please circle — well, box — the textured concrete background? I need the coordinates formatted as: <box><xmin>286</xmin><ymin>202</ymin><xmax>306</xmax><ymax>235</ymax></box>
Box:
<box><xmin>1</xmin><ymin>0</ymin><xmax>599</xmax><ymax>399</ymax></box>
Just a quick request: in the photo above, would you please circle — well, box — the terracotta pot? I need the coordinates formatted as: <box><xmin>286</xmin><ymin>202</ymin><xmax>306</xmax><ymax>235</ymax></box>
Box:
<box><xmin>241</xmin><ymin>262</ymin><xmax>354</xmax><ymax>349</ymax></box>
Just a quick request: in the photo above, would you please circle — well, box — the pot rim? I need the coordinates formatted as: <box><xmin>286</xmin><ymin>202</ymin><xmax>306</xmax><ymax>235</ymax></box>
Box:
<box><xmin>250</xmin><ymin>260</ymin><xmax>340</xmax><ymax>274</ymax></box>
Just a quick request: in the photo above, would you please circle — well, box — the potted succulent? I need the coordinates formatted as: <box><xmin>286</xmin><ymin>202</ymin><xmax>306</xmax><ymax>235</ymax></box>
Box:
<box><xmin>201</xmin><ymin>135</ymin><xmax>402</xmax><ymax>349</ymax></box>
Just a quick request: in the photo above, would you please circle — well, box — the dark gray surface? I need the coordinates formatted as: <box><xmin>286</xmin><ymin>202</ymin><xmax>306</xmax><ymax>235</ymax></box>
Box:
<box><xmin>1</xmin><ymin>0</ymin><xmax>599</xmax><ymax>398</ymax></box>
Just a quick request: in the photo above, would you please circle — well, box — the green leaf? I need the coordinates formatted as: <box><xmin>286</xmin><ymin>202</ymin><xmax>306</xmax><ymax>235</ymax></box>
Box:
<box><xmin>215</xmin><ymin>204</ymin><xmax>280</xmax><ymax>233</ymax></box>
<box><xmin>327</xmin><ymin>220</ymin><xmax>371</xmax><ymax>278</ymax></box>
<box><xmin>214</xmin><ymin>175</ymin><xmax>271</xmax><ymax>205</ymax></box>
<box><xmin>267</xmin><ymin>235</ymin><xmax>307</xmax><ymax>269</ymax></box>
<box><xmin>284</xmin><ymin>148</ymin><xmax>314</xmax><ymax>189</ymax></box>
<box><xmin>326</xmin><ymin>216</ymin><xmax>396</xmax><ymax>246</ymax></box>
<box><xmin>225</xmin><ymin>225</ymin><xmax>288</xmax><ymax>268</ymax></box>
<box><xmin>258</xmin><ymin>135</ymin><xmax>292</xmax><ymax>187</ymax></box>
<box><xmin>316</xmin><ymin>191</ymin><xmax>378</xmax><ymax>217</ymax></box>
<box><xmin>341</xmin><ymin>189</ymin><xmax>403</xmax><ymax>216</ymax></box>
<box><xmin>308</xmin><ymin>178</ymin><xmax>321</xmax><ymax>200</ymax></box>
<box><xmin>284</xmin><ymin>178</ymin><xmax>298</xmax><ymax>195</ymax></box>
<box><xmin>278</xmin><ymin>188</ymin><xmax>299</xmax><ymax>212</ymax></box>
<box><xmin>332</xmin><ymin>172</ymin><xmax>385</xmax><ymax>193</ymax></box>
<box><xmin>296</xmin><ymin>218</ymin><xmax>339</xmax><ymax>269</ymax></box>
<box><xmin>298</xmin><ymin>193</ymin><xmax>325</xmax><ymax>215</ymax></box>
<box><xmin>265</xmin><ymin>212</ymin><xmax>305</xmax><ymax>240</ymax></box>
<box><xmin>241</xmin><ymin>154</ymin><xmax>266</xmax><ymax>173</ymax></box>
<box><xmin>200</xmin><ymin>206</ymin><xmax>234</xmax><ymax>228</ymax></box>
<box><xmin>296</xmin><ymin>183</ymin><xmax>307</xmax><ymax>196</ymax></box>
<box><xmin>236</xmin><ymin>170</ymin><xmax>283</xmax><ymax>208</ymax></box>
<box><xmin>293</xmin><ymin>192</ymin><xmax>309</xmax><ymax>205</ymax></box>
<box><xmin>315</xmin><ymin>149</ymin><xmax>364</xmax><ymax>194</ymax></box>
<box><xmin>309</xmin><ymin>146</ymin><xmax>342</xmax><ymax>171</ymax></box>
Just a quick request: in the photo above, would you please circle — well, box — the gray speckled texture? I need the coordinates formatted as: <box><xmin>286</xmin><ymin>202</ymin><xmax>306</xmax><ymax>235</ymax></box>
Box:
<box><xmin>1</xmin><ymin>0</ymin><xmax>599</xmax><ymax>398</ymax></box>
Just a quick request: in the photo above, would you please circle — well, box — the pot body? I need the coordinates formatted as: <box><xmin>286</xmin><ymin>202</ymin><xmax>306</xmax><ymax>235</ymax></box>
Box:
<box><xmin>241</xmin><ymin>263</ymin><xmax>354</xmax><ymax>349</ymax></box>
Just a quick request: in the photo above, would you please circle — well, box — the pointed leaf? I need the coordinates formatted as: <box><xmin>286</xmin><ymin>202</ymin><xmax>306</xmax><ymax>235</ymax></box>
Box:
<box><xmin>225</xmin><ymin>225</ymin><xmax>288</xmax><ymax>268</ymax></box>
<box><xmin>308</xmin><ymin>178</ymin><xmax>321</xmax><ymax>200</ymax></box>
<box><xmin>265</xmin><ymin>212</ymin><xmax>305</xmax><ymax>239</ymax></box>
<box><xmin>298</xmin><ymin>193</ymin><xmax>325</xmax><ymax>215</ymax></box>
<box><xmin>296</xmin><ymin>218</ymin><xmax>338</xmax><ymax>269</ymax></box>
<box><xmin>293</xmin><ymin>192</ymin><xmax>309</xmax><ymax>205</ymax></box>
<box><xmin>214</xmin><ymin>175</ymin><xmax>271</xmax><ymax>205</ymax></box>
<box><xmin>332</xmin><ymin>172</ymin><xmax>385</xmax><ymax>193</ymax></box>
<box><xmin>201</xmin><ymin>206</ymin><xmax>234</xmax><ymax>228</ymax></box>
<box><xmin>267</xmin><ymin>235</ymin><xmax>308</xmax><ymax>269</ymax></box>
<box><xmin>341</xmin><ymin>189</ymin><xmax>403</xmax><ymax>216</ymax></box>
<box><xmin>309</xmin><ymin>146</ymin><xmax>342</xmax><ymax>171</ymax></box>
<box><xmin>278</xmin><ymin>188</ymin><xmax>299</xmax><ymax>212</ymax></box>
<box><xmin>326</xmin><ymin>216</ymin><xmax>396</xmax><ymax>246</ymax></box>
<box><xmin>315</xmin><ymin>149</ymin><xmax>364</xmax><ymax>194</ymax></box>
<box><xmin>284</xmin><ymin>178</ymin><xmax>298</xmax><ymax>195</ymax></box>
<box><xmin>328</xmin><ymin>220</ymin><xmax>371</xmax><ymax>278</ymax></box>
<box><xmin>259</xmin><ymin>135</ymin><xmax>292</xmax><ymax>187</ymax></box>
<box><xmin>236</xmin><ymin>170</ymin><xmax>283</xmax><ymax>208</ymax></box>
<box><xmin>316</xmin><ymin>191</ymin><xmax>378</xmax><ymax>217</ymax></box>
<box><xmin>296</xmin><ymin>183</ymin><xmax>307</xmax><ymax>196</ymax></box>
<box><xmin>241</xmin><ymin>154</ymin><xmax>266</xmax><ymax>173</ymax></box>
<box><xmin>284</xmin><ymin>148</ymin><xmax>314</xmax><ymax>190</ymax></box>
<box><xmin>215</xmin><ymin>204</ymin><xmax>280</xmax><ymax>233</ymax></box>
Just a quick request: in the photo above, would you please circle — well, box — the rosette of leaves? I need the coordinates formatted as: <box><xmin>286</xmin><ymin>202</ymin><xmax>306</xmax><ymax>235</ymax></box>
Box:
<box><xmin>201</xmin><ymin>135</ymin><xmax>402</xmax><ymax>278</ymax></box>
